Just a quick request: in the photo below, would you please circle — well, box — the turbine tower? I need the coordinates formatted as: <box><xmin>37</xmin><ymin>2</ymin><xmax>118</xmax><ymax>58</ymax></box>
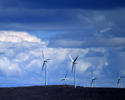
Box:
<box><xmin>117</xmin><ymin>76</ymin><xmax>124</xmax><ymax>88</ymax></box>
<box><xmin>90</xmin><ymin>77</ymin><xmax>96</xmax><ymax>87</ymax></box>
<box><xmin>69</xmin><ymin>55</ymin><xmax>79</xmax><ymax>88</ymax></box>
<box><xmin>41</xmin><ymin>50</ymin><xmax>51</xmax><ymax>86</ymax></box>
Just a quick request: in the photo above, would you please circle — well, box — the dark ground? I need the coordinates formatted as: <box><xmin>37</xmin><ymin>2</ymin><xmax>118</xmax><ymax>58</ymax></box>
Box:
<box><xmin>0</xmin><ymin>85</ymin><xmax>125</xmax><ymax>100</ymax></box>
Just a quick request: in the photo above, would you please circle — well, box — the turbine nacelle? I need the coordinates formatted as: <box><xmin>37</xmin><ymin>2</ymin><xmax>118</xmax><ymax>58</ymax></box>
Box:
<box><xmin>119</xmin><ymin>76</ymin><xmax>125</xmax><ymax>79</ymax></box>
<box><xmin>92</xmin><ymin>77</ymin><xmax>97</xmax><ymax>80</ymax></box>
<box><xmin>44</xmin><ymin>59</ymin><xmax>51</xmax><ymax>62</ymax></box>
<box><xmin>61</xmin><ymin>78</ymin><xmax>69</xmax><ymax>81</ymax></box>
<box><xmin>69</xmin><ymin>55</ymin><xmax>79</xmax><ymax>73</ymax></box>
<box><xmin>69</xmin><ymin>55</ymin><xmax>79</xmax><ymax>63</ymax></box>
<box><xmin>117</xmin><ymin>76</ymin><xmax>125</xmax><ymax>81</ymax></box>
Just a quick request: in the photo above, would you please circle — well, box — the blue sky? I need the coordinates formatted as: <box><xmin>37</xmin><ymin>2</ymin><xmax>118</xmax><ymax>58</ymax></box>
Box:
<box><xmin>0</xmin><ymin>0</ymin><xmax>125</xmax><ymax>88</ymax></box>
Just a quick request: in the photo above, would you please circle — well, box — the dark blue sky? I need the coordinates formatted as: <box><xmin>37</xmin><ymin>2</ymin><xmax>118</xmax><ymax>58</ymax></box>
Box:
<box><xmin>0</xmin><ymin>0</ymin><xmax>125</xmax><ymax>9</ymax></box>
<box><xmin>0</xmin><ymin>0</ymin><xmax>125</xmax><ymax>87</ymax></box>
<box><xmin>0</xmin><ymin>0</ymin><xmax>125</xmax><ymax>32</ymax></box>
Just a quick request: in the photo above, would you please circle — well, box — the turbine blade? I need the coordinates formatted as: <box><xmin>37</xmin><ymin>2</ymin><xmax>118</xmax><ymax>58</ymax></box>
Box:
<box><xmin>92</xmin><ymin>77</ymin><xmax>96</xmax><ymax>80</ymax></box>
<box><xmin>41</xmin><ymin>62</ymin><xmax>45</xmax><ymax>72</ymax></box>
<box><xmin>65</xmin><ymin>71</ymin><xmax>68</xmax><ymax>78</ymax></box>
<box><xmin>74</xmin><ymin>56</ymin><xmax>79</xmax><ymax>62</ymax></box>
<box><xmin>42</xmin><ymin>50</ymin><xmax>45</xmax><ymax>60</ymax></box>
<box><xmin>69</xmin><ymin>55</ymin><xmax>73</xmax><ymax>62</ymax></box>
<box><xmin>46</xmin><ymin>59</ymin><xmax>51</xmax><ymax>61</ymax></box>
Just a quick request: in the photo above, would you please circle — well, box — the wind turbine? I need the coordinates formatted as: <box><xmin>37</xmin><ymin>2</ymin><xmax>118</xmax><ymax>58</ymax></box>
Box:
<box><xmin>69</xmin><ymin>55</ymin><xmax>79</xmax><ymax>88</ymax></box>
<box><xmin>61</xmin><ymin>72</ymin><xmax>68</xmax><ymax>85</ymax></box>
<box><xmin>117</xmin><ymin>76</ymin><xmax>124</xmax><ymax>88</ymax></box>
<box><xmin>41</xmin><ymin>50</ymin><xmax>51</xmax><ymax>86</ymax></box>
<box><xmin>90</xmin><ymin>77</ymin><xmax>97</xmax><ymax>87</ymax></box>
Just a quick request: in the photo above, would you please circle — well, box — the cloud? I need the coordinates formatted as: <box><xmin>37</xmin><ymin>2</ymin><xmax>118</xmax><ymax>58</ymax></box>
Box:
<box><xmin>100</xmin><ymin>27</ymin><xmax>112</xmax><ymax>33</ymax></box>
<box><xmin>0</xmin><ymin>31</ymin><xmax>41</xmax><ymax>43</ymax></box>
<box><xmin>48</xmin><ymin>37</ymin><xmax>125</xmax><ymax>48</ymax></box>
<box><xmin>0</xmin><ymin>31</ymin><xmax>43</xmax><ymax>77</ymax></box>
<box><xmin>48</xmin><ymin>40</ymin><xmax>83</xmax><ymax>48</ymax></box>
<box><xmin>13</xmin><ymin>52</ymin><xmax>30</xmax><ymax>62</ymax></box>
<box><xmin>45</xmin><ymin>8</ymin><xmax>125</xmax><ymax>48</ymax></box>
<box><xmin>77</xmin><ymin>60</ymin><xmax>91</xmax><ymax>73</ymax></box>
<box><xmin>85</xmin><ymin>51</ymin><xmax>104</xmax><ymax>57</ymax></box>
<box><xmin>0</xmin><ymin>8</ymin><xmax>124</xmax><ymax>32</ymax></box>
<box><xmin>0</xmin><ymin>57</ymin><xmax>21</xmax><ymax>76</ymax></box>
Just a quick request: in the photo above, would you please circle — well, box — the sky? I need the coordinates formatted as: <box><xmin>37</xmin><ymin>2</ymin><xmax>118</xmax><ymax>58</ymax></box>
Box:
<box><xmin>0</xmin><ymin>0</ymin><xmax>125</xmax><ymax>88</ymax></box>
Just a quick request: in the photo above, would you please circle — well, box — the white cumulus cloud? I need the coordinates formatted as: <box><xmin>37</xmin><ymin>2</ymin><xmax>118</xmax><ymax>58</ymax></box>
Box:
<box><xmin>0</xmin><ymin>31</ymin><xmax>41</xmax><ymax>43</ymax></box>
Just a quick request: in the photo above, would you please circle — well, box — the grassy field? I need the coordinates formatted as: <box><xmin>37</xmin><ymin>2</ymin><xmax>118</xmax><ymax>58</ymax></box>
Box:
<box><xmin>0</xmin><ymin>85</ymin><xmax>125</xmax><ymax>100</ymax></box>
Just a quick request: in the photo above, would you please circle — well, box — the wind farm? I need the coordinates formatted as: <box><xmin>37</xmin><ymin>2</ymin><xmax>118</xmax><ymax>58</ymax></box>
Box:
<box><xmin>0</xmin><ymin>43</ymin><xmax>125</xmax><ymax>100</ymax></box>
<box><xmin>0</xmin><ymin>0</ymin><xmax>125</xmax><ymax>99</ymax></box>
<box><xmin>37</xmin><ymin>51</ymin><xmax>125</xmax><ymax>89</ymax></box>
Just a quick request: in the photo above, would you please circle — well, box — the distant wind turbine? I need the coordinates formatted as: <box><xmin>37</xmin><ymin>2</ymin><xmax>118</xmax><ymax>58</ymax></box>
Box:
<box><xmin>69</xmin><ymin>55</ymin><xmax>79</xmax><ymax>88</ymax></box>
<box><xmin>90</xmin><ymin>77</ymin><xmax>97</xmax><ymax>87</ymax></box>
<box><xmin>41</xmin><ymin>50</ymin><xmax>51</xmax><ymax>86</ymax></box>
<box><xmin>117</xmin><ymin>76</ymin><xmax>124</xmax><ymax>88</ymax></box>
<box><xmin>61</xmin><ymin>72</ymin><xmax>68</xmax><ymax>85</ymax></box>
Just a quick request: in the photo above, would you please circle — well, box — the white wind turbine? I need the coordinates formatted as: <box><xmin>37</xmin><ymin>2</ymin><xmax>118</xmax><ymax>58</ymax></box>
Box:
<box><xmin>41</xmin><ymin>50</ymin><xmax>51</xmax><ymax>86</ymax></box>
<box><xmin>90</xmin><ymin>77</ymin><xmax>97</xmax><ymax>87</ymax></box>
<box><xmin>69</xmin><ymin>55</ymin><xmax>79</xmax><ymax>88</ymax></box>
<box><xmin>117</xmin><ymin>76</ymin><xmax>124</xmax><ymax>88</ymax></box>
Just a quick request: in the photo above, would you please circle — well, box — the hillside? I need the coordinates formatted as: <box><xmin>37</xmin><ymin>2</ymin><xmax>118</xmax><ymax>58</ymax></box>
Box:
<box><xmin>0</xmin><ymin>85</ymin><xmax>125</xmax><ymax>100</ymax></box>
